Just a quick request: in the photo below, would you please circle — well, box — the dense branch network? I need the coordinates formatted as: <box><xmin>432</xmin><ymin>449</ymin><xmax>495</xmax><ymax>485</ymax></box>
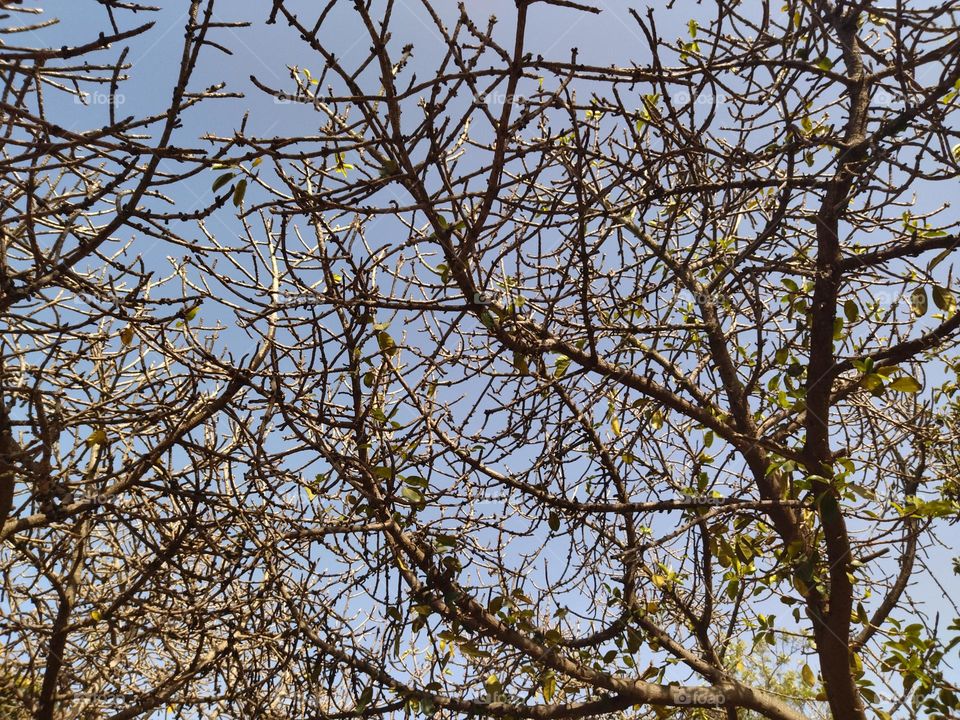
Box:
<box><xmin>2</xmin><ymin>1</ymin><xmax>960</xmax><ymax>720</ymax></box>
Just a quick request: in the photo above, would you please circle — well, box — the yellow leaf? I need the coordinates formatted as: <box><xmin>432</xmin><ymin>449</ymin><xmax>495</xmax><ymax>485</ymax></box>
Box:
<box><xmin>542</xmin><ymin>672</ymin><xmax>556</xmax><ymax>703</ymax></box>
<box><xmin>888</xmin><ymin>376</ymin><xmax>922</xmax><ymax>393</ymax></box>
<box><xmin>801</xmin><ymin>663</ymin><xmax>816</xmax><ymax>687</ymax></box>
<box><xmin>513</xmin><ymin>353</ymin><xmax>529</xmax><ymax>374</ymax></box>
<box><xmin>334</xmin><ymin>152</ymin><xmax>354</xmax><ymax>177</ymax></box>
<box><xmin>377</xmin><ymin>331</ymin><xmax>398</xmax><ymax>357</ymax></box>
<box><xmin>120</xmin><ymin>326</ymin><xmax>134</xmax><ymax>346</ymax></box>
<box><xmin>91</xmin><ymin>610</ymin><xmax>102</xmax><ymax>622</ymax></box>
<box><xmin>611</xmin><ymin>417</ymin><xmax>621</xmax><ymax>436</ymax></box>
<box><xmin>86</xmin><ymin>429</ymin><xmax>107</xmax><ymax>447</ymax></box>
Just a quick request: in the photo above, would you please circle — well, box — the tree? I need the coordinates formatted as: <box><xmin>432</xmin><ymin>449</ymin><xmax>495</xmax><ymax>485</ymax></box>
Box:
<box><xmin>2</xmin><ymin>1</ymin><xmax>960</xmax><ymax>718</ymax></box>
<box><xmin>0</xmin><ymin>2</ymin><xmax>255</xmax><ymax>718</ymax></box>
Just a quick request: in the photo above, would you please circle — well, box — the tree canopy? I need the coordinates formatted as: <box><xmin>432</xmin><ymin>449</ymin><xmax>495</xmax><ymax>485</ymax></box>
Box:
<box><xmin>2</xmin><ymin>1</ymin><xmax>960</xmax><ymax>719</ymax></box>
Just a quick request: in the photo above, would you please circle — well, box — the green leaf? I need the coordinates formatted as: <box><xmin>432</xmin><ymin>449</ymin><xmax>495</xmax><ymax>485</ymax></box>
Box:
<box><xmin>928</xmin><ymin>245</ymin><xmax>954</xmax><ymax>270</ymax></box>
<box><xmin>435</xmin><ymin>534</ymin><xmax>457</xmax><ymax>549</ymax></box>
<box><xmin>232</xmin><ymin>178</ymin><xmax>247</xmax><ymax>207</ymax></box>
<box><xmin>357</xmin><ymin>686</ymin><xmax>373</xmax><ymax>711</ymax></box>
<box><xmin>907</xmin><ymin>499</ymin><xmax>960</xmax><ymax>517</ymax></box>
<box><xmin>212</xmin><ymin>172</ymin><xmax>234</xmax><ymax>192</ymax></box>
<box><xmin>460</xmin><ymin>642</ymin><xmax>490</xmax><ymax>658</ymax></box>
<box><xmin>933</xmin><ymin>285</ymin><xmax>956</xmax><ymax>314</ymax></box>
<box><xmin>554</xmin><ymin>354</ymin><xmax>571</xmax><ymax>378</ymax></box>
<box><xmin>910</xmin><ymin>288</ymin><xmax>928</xmax><ymax>316</ymax></box>
<box><xmin>844</xmin><ymin>299</ymin><xmax>859</xmax><ymax>322</ymax></box>
<box><xmin>888</xmin><ymin>376</ymin><xmax>922</xmax><ymax>393</ymax></box>
<box><xmin>400</xmin><ymin>486</ymin><xmax>423</xmax><ymax>504</ymax></box>
<box><xmin>378</xmin><ymin>158</ymin><xmax>399</xmax><ymax>178</ymax></box>
<box><xmin>377</xmin><ymin>331</ymin><xmax>398</xmax><ymax>356</ymax></box>
<box><xmin>679</xmin><ymin>39</ymin><xmax>700</xmax><ymax>60</ymax></box>
<box><xmin>513</xmin><ymin>352</ymin><xmax>529</xmax><ymax>374</ymax></box>
<box><xmin>787</xmin><ymin>362</ymin><xmax>805</xmax><ymax>378</ymax></box>
<box><xmin>814</xmin><ymin>57</ymin><xmax>833</xmax><ymax>71</ymax></box>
